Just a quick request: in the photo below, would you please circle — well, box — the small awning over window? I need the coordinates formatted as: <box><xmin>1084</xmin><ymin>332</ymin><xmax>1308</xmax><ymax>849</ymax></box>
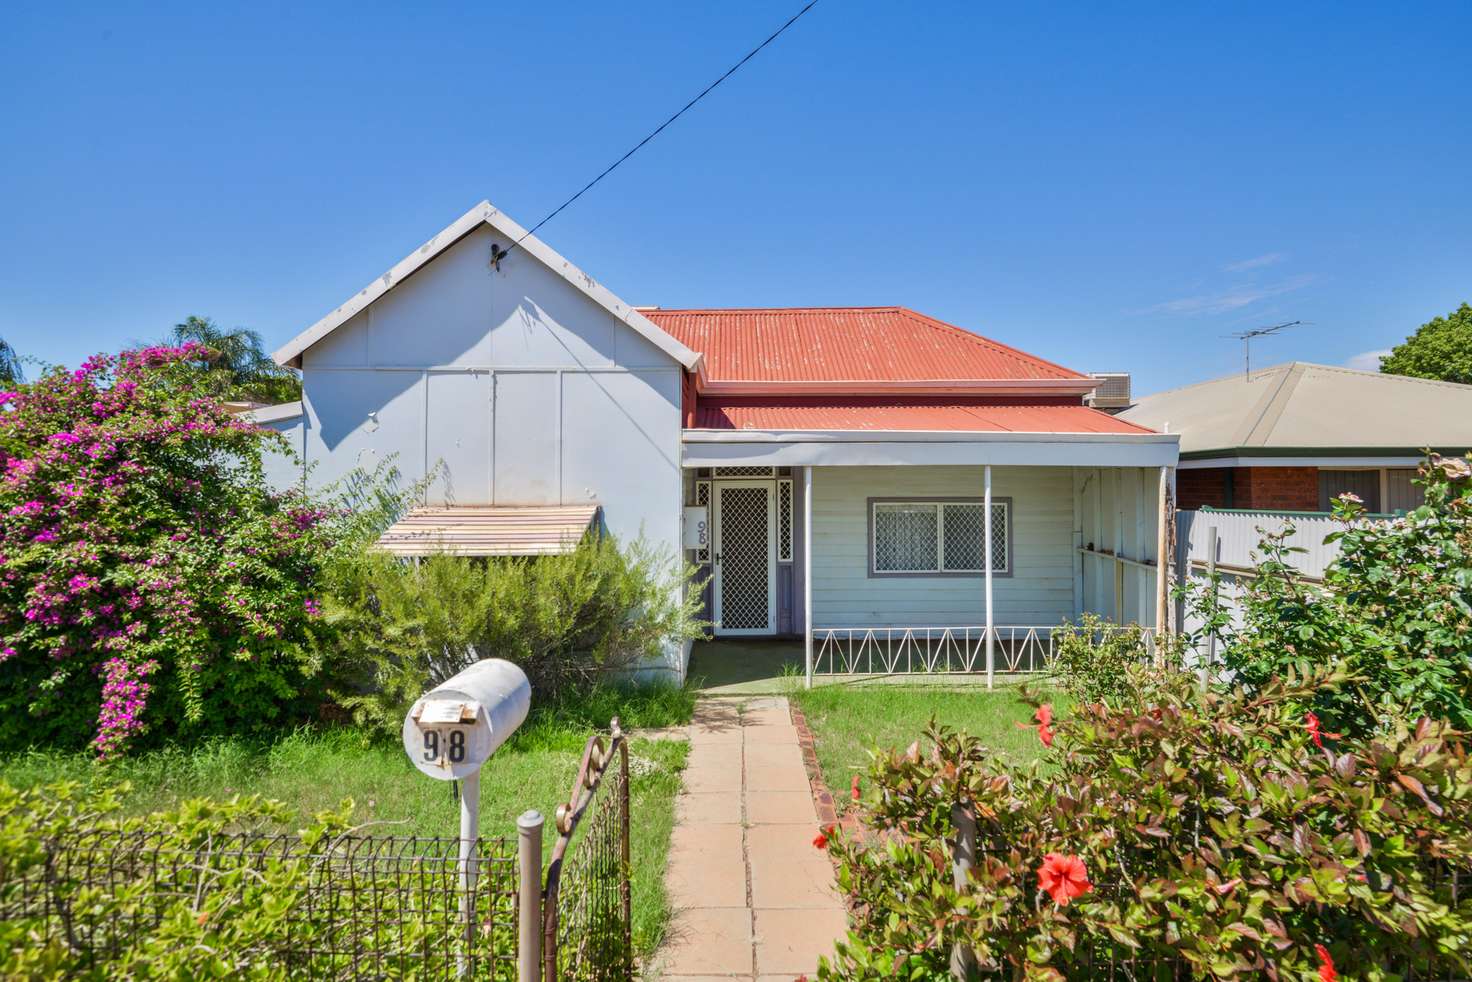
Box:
<box><xmin>376</xmin><ymin>505</ymin><xmax>600</xmax><ymax>557</ymax></box>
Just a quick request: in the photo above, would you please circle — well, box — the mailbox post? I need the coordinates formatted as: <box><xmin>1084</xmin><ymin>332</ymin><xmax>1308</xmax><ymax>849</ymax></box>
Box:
<box><xmin>402</xmin><ymin>659</ymin><xmax>532</xmax><ymax>977</ymax></box>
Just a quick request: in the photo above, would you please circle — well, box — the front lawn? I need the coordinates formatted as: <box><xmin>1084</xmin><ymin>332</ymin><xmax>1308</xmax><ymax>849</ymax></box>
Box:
<box><xmin>0</xmin><ymin>688</ymin><xmax>692</xmax><ymax>956</ymax></box>
<box><xmin>790</xmin><ymin>683</ymin><xmax>1064</xmax><ymax>810</ymax></box>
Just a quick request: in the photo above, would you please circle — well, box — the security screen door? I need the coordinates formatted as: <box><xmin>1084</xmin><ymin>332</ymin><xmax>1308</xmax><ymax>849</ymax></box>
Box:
<box><xmin>712</xmin><ymin>481</ymin><xmax>777</xmax><ymax>636</ymax></box>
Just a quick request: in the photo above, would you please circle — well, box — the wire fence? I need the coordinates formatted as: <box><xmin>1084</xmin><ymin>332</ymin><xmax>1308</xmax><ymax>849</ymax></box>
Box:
<box><xmin>3</xmin><ymin>827</ymin><xmax>521</xmax><ymax>979</ymax></box>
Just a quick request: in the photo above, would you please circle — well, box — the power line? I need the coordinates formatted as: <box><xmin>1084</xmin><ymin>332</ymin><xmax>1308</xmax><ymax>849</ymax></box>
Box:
<box><xmin>494</xmin><ymin>1</ymin><xmax>821</xmax><ymax>265</ymax></box>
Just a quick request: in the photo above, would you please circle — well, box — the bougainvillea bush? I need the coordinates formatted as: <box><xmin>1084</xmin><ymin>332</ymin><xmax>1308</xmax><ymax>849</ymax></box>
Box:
<box><xmin>819</xmin><ymin>668</ymin><xmax>1472</xmax><ymax>980</ymax></box>
<box><xmin>1196</xmin><ymin>454</ymin><xmax>1472</xmax><ymax>738</ymax></box>
<box><xmin>0</xmin><ymin>346</ymin><xmax>342</xmax><ymax>757</ymax></box>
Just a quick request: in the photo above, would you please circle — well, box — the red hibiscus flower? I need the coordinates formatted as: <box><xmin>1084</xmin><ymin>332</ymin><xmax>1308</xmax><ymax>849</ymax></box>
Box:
<box><xmin>1315</xmin><ymin>943</ymin><xmax>1336</xmax><ymax>982</ymax></box>
<box><xmin>850</xmin><ymin>774</ymin><xmax>862</xmax><ymax>802</ymax></box>
<box><xmin>1037</xmin><ymin>853</ymin><xmax>1092</xmax><ymax>905</ymax></box>
<box><xmin>1306</xmin><ymin>712</ymin><xmax>1340</xmax><ymax>749</ymax></box>
<box><xmin>812</xmin><ymin>825</ymin><xmax>834</xmax><ymax>850</ymax></box>
<box><xmin>1035</xmin><ymin>704</ymin><xmax>1056</xmax><ymax>748</ymax></box>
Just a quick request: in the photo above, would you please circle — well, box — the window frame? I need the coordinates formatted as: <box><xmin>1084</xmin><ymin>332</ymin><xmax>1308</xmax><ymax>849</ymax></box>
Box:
<box><xmin>866</xmin><ymin>496</ymin><xmax>1012</xmax><ymax>578</ymax></box>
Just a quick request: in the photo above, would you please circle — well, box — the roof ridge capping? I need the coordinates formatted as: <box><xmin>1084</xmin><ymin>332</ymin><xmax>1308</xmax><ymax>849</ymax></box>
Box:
<box><xmin>1136</xmin><ymin>360</ymin><xmax>1472</xmax><ymax>402</ymax></box>
<box><xmin>272</xmin><ymin>200</ymin><xmax>703</xmax><ymax>372</ymax></box>
<box><xmin>892</xmin><ymin>307</ymin><xmax>1089</xmax><ymax>380</ymax></box>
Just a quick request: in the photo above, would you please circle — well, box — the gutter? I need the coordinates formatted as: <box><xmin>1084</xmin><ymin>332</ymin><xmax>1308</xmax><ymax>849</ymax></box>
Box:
<box><xmin>682</xmin><ymin>428</ymin><xmax>1179</xmax><ymax>445</ymax></box>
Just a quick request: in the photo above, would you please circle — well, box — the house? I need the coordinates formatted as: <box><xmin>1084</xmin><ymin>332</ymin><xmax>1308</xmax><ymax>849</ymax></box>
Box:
<box><xmin>261</xmin><ymin>201</ymin><xmax>1179</xmax><ymax>682</ymax></box>
<box><xmin>1119</xmin><ymin>363</ymin><xmax>1472</xmax><ymax>513</ymax></box>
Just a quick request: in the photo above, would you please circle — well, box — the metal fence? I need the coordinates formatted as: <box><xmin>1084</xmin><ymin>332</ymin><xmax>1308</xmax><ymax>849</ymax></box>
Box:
<box><xmin>3</xmin><ymin>828</ymin><xmax>520</xmax><ymax>979</ymax></box>
<box><xmin>3</xmin><ymin>723</ymin><xmax>639</xmax><ymax>982</ymax></box>
<box><xmin>542</xmin><ymin>719</ymin><xmax>632</xmax><ymax>982</ymax></box>
<box><xmin>811</xmin><ymin>624</ymin><xmax>1157</xmax><ymax>678</ymax></box>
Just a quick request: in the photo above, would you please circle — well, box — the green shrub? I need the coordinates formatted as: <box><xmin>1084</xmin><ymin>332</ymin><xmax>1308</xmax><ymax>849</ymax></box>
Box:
<box><xmin>820</xmin><ymin>667</ymin><xmax>1472</xmax><ymax>979</ymax></box>
<box><xmin>322</xmin><ymin>534</ymin><xmax>706</xmax><ymax>732</ymax></box>
<box><xmin>1199</xmin><ymin>454</ymin><xmax>1472</xmax><ymax>738</ymax></box>
<box><xmin>1048</xmin><ymin>614</ymin><xmax>1166</xmax><ymax>706</ymax></box>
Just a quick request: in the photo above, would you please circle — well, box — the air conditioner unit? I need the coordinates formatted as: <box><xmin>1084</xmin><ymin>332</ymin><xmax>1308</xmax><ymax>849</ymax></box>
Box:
<box><xmin>1087</xmin><ymin>373</ymin><xmax>1132</xmax><ymax>411</ymax></box>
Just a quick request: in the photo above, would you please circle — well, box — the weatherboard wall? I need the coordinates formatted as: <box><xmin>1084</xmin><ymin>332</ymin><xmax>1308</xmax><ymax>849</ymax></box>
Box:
<box><xmin>807</xmin><ymin>465</ymin><xmax>1077</xmax><ymax>629</ymax></box>
<box><xmin>276</xmin><ymin>225</ymin><xmax>688</xmax><ymax>674</ymax></box>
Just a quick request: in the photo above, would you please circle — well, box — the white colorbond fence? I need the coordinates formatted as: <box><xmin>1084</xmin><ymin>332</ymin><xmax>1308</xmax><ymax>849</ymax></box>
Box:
<box><xmin>1176</xmin><ymin>508</ymin><xmax>1354</xmax><ymax>582</ymax></box>
<box><xmin>1174</xmin><ymin>508</ymin><xmax>1391</xmax><ymax>652</ymax></box>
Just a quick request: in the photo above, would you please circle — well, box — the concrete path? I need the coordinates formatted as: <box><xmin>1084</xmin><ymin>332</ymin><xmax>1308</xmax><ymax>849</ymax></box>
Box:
<box><xmin>650</xmin><ymin>696</ymin><xmax>847</xmax><ymax>980</ymax></box>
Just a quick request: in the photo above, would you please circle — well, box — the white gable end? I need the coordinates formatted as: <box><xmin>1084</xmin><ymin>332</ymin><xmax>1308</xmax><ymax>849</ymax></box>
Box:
<box><xmin>275</xmin><ymin>200</ymin><xmax>701</xmax><ymax>372</ymax></box>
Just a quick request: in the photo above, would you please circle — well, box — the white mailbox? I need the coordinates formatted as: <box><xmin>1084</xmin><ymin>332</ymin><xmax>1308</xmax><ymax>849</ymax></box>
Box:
<box><xmin>402</xmin><ymin>659</ymin><xmax>531</xmax><ymax>781</ymax></box>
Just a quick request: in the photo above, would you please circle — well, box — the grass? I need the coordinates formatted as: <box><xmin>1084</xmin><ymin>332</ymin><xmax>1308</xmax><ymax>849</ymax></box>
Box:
<box><xmin>789</xmin><ymin>682</ymin><xmax>1067</xmax><ymax>811</ymax></box>
<box><xmin>0</xmin><ymin>684</ymin><xmax>695</xmax><ymax>956</ymax></box>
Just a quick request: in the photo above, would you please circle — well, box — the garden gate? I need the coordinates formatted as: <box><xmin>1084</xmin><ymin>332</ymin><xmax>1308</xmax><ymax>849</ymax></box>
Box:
<box><xmin>541</xmin><ymin>719</ymin><xmax>633</xmax><ymax>982</ymax></box>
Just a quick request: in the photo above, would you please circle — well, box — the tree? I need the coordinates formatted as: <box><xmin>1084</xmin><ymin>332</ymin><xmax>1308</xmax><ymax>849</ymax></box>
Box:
<box><xmin>0</xmin><ymin>337</ymin><xmax>21</xmax><ymax>385</ymax></box>
<box><xmin>168</xmin><ymin>315</ymin><xmax>301</xmax><ymax>404</ymax></box>
<box><xmin>1379</xmin><ymin>302</ymin><xmax>1472</xmax><ymax>385</ymax></box>
<box><xmin>0</xmin><ymin>345</ymin><xmax>334</xmax><ymax>755</ymax></box>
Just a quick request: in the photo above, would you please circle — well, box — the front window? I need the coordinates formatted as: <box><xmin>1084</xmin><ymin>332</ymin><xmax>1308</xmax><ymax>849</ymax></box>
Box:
<box><xmin>871</xmin><ymin>499</ymin><xmax>1009</xmax><ymax>575</ymax></box>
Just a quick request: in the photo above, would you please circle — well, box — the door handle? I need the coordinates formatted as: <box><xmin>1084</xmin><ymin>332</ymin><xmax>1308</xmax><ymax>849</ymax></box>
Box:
<box><xmin>713</xmin><ymin>554</ymin><xmax>721</xmax><ymax>565</ymax></box>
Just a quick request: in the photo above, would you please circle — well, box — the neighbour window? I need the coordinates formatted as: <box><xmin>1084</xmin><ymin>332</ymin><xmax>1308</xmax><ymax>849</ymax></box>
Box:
<box><xmin>1317</xmin><ymin>470</ymin><xmax>1380</xmax><ymax>513</ymax></box>
<box><xmin>871</xmin><ymin>499</ymin><xmax>1008</xmax><ymax>575</ymax></box>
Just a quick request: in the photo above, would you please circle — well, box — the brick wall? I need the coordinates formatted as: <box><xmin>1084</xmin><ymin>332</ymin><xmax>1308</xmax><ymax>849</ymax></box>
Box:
<box><xmin>1177</xmin><ymin>468</ymin><xmax>1230</xmax><ymax>509</ymax></box>
<box><xmin>1232</xmin><ymin>466</ymin><xmax>1319</xmax><ymax>510</ymax></box>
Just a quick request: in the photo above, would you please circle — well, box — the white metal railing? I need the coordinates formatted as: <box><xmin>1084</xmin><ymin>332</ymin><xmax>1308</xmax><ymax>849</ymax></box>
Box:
<box><xmin>808</xmin><ymin>624</ymin><xmax>1156</xmax><ymax>680</ymax></box>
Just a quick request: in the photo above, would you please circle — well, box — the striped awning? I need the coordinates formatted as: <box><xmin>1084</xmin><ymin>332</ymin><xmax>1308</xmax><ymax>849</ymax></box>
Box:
<box><xmin>376</xmin><ymin>505</ymin><xmax>600</xmax><ymax>557</ymax></box>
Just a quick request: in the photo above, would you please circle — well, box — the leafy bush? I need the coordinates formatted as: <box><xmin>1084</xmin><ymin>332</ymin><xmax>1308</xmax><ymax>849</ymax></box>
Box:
<box><xmin>0</xmin><ymin>346</ymin><xmax>361</xmax><ymax>757</ymax></box>
<box><xmin>0</xmin><ymin>779</ymin><xmax>512</xmax><ymax>979</ymax></box>
<box><xmin>1048</xmin><ymin>614</ymin><xmax>1164</xmax><ymax>705</ymax></box>
<box><xmin>1200</xmin><ymin>454</ymin><xmax>1472</xmax><ymax>737</ymax></box>
<box><xmin>820</xmin><ymin>667</ymin><xmax>1472</xmax><ymax>979</ymax></box>
<box><xmin>322</xmin><ymin>535</ymin><xmax>706</xmax><ymax>732</ymax></box>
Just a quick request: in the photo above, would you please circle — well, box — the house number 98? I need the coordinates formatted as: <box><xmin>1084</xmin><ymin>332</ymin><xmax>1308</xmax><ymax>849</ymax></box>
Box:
<box><xmin>422</xmin><ymin>728</ymin><xmax>466</xmax><ymax>763</ymax></box>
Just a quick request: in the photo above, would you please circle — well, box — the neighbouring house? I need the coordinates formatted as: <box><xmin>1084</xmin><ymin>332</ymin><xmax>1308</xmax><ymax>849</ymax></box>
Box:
<box><xmin>259</xmin><ymin>201</ymin><xmax>1179</xmax><ymax>681</ymax></box>
<box><xmin>1120</xmin><ymin>362</ymin><xmax>1472</xmax><ymax>513</ymax></box>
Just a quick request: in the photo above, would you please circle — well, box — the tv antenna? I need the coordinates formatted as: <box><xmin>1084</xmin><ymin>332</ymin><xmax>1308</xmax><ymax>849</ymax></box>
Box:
<box><xmin>1225</xmin><ymin>321</ymin><xmax>1304</xmax><ymax>380</ymax></box>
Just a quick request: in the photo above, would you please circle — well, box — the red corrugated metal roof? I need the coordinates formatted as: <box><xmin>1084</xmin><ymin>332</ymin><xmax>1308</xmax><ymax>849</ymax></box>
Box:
<box><xmin>692</xmin><ymin>399</ymin><xmax>1155</xmax><ymax>434</ymax></box>
<box><xmin>643</xmin><ymin>307</ymin><xmax>1088</xmax><ymax>383</ymax></box>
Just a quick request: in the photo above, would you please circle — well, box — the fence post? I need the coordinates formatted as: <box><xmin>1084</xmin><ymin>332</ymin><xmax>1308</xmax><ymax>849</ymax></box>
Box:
<box><xmin>458</xmin><ymin>771</ymin><xmax>481</xmax><ymax>977</ymax></box>
<box><xmin>517</xmin><ymin>810</ymin><xmax>544</xmax><ymax>982</ymax></box>
<box><xmin>950</xmin><ymin>802</ymin><xmax>978</xmax><ymax>980</ymax></box>
<box><xmin>1204</xmin><ymin>525</ymin><xmax>1219</xmax><ymax>683</ymax></box>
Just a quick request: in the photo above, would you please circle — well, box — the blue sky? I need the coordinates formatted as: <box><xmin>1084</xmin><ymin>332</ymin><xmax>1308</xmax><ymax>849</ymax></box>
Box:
<box><xmin>2</xmin><ymin>1</ymin><xmax>1468</xmax><ymax>394</ymax></box>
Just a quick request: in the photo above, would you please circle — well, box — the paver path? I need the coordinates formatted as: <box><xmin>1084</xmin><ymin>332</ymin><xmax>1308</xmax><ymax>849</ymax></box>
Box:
<box><xmin>650</xmin><ymin>696</ymin><xmax>847</xmax><ymax>980</ymax></box>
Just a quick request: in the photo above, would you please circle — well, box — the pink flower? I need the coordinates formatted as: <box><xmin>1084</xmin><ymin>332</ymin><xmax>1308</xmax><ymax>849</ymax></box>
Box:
<box><xmin>48</xmin><ymin>432</ymin><xmax>82</xmax><ymax>446</ymax></box>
